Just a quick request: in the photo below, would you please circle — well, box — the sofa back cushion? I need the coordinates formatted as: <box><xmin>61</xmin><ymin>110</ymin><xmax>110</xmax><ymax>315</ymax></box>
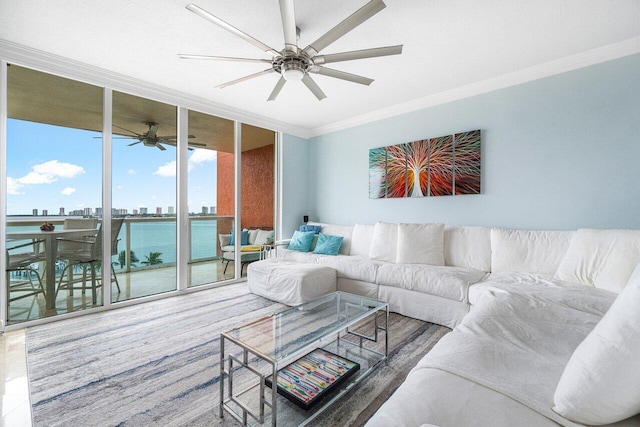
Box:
<box><xmin>396</xmin><ymin>223</ymin><xmax>445</xmax><ymax>265</ymax></box>
<box><xmin>369</xmin><ymin>222</ymin><xmax>398</xmax><ymax>263</ymax></box>
<box><xmin>491</xmin><ymin>228</ymin><xmax>573</xmax><ymax>275</ymax></box>
<box><xmin>307</xmin><ymin>222</ymin><xmax>353</xmax><ymax>255</ymax></box>
<box><xmin>350</xmin><ymin>223</ymin><xmax>375</xmax><ymax>257</ymax></box>
<box><xmin>554</xmin><ymin>228</ymin><xmax>640</xmax><ymax>293</ymax></box>
<box><xmin>444</xmin><ymin>226</ymin><xmax>491</xmax><ymax>272</ymax></box>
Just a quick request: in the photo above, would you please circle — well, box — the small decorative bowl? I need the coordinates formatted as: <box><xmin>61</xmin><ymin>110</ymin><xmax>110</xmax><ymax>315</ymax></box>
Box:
<box><xmin>40</xmin><ymin>223</ymin><xmax>55</xmax><ymax>231</ymax></box>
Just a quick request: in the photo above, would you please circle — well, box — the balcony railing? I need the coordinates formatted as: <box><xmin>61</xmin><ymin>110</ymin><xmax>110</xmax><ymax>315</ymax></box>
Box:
<box><xmin>6</xmin><ymin>215</ymin><xmax>234</xmax><ymax>274</ymax></box>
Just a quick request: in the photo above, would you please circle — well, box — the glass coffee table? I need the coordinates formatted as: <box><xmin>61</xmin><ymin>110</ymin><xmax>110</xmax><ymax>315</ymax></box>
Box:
<box><xmin>219</xmin><ymin>291</ymin><xmax>389</xmax><ymax>426</ymax></box>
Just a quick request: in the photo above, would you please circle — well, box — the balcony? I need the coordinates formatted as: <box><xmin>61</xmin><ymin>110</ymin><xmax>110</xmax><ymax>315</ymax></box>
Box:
<box><xmin>5</xmin><ymin>215</ymin><xmax>243</xmax><ymax>325</ymax></box>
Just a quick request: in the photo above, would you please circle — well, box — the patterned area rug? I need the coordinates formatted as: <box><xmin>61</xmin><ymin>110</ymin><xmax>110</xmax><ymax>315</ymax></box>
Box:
<box><xmin>26</xmin><ymin>284</ymin><xmax>449</xmax><ymax>426</ymax></box>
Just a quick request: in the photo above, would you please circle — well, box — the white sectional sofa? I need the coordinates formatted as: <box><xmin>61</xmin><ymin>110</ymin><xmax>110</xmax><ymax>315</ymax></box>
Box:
<box><xmin>266</xmin><ymin>222</ymin><xmax>640</xmax><ymax>426</ymax></box>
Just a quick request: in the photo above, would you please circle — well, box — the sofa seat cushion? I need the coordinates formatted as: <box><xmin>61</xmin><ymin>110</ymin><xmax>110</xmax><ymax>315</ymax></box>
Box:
<box><xmin>247</xmin><ymin>259</ymin><xmax>337</xmax><ymax>306</ymax></box>
<box><xmin>468</xmin><ymin>272</ymin><xmax>614</xmax><ymax>312</ymax></box>
<box><xmin>277</xmin><ymin>248</ymin><xmax>321</xmax><ymax>263</ymax></box>
<box><xmin>376</xmin><ymin>264</ymin><xmax>487</xmax><ymax>302</ymax></box>
<box><xmin>413</xmin><ymin>281</ymin><xmax>617</xmax><ymax>426</ymax></box>
<box><xmin>317</xmin><ymin>255</ymin><xmax>382</xmax><ymax>283</ymax></box>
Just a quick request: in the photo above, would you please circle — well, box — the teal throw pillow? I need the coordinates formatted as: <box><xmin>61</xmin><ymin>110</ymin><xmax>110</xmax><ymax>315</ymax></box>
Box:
<box><xmin>229</xmin><ymin>229</ymin><xmax>249</xmax><ymax>246</ymax></box>
<box><xmin>288</xmin><ymin>230</ymin><xmax>316</xmax><ymax>252</ymax></box>
<box><xmin>313</xmin><ymin>233</ymin><xmax>344</xmax><ymax>256</ymax></box>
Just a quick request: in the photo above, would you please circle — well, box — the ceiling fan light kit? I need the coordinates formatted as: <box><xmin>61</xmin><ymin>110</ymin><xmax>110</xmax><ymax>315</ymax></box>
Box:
<box><xmin>179</xmin><ymin>0</ymin><xmax>403</xmax><ymax>101</ymax></box>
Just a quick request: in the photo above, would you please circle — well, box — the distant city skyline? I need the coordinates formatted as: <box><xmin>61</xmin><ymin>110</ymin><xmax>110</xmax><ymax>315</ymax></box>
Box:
<box><xmin>27</xmin><ymin>205</ymin><xmax>217</xmax><ymax>217</ymax></box>
<box><xmin>6</xmin><ymin>119</ymin><xmax>218</xmax><ymax>216</ymax></box>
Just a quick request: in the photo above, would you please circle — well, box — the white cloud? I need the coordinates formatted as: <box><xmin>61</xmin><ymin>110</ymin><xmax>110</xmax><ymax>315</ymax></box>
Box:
<box><xmin>154</xmin><ymin>161</ymin><xmax>177</xmax><ymax>177</ymax></box>
<box><xmin>61</xmin><ymin>187</ymin><xmax>76</xmax><ymax>196</ymax></box>
<box><xmin>116</xmin><ymin>185</ymin><xmax>123</xmax><ymax>190</ymax></box>
<box><xmin>189</xmin><ymin>149</ymin><xmax>217</xmax><ymax>164</ymax></box>
<box><xmin>16</xmin><ymin>160</ymin><xmax>85</xmax><ymax>185</ymax></box>
<box><xmin>128</xmin><ymin>169</ymin><xmax>137</xmax><ymax>175</ymax></box>
<box><xmin>7</xmin><ymin>177</ymin><xmax>24</xmax><ymax>195</ymax></box>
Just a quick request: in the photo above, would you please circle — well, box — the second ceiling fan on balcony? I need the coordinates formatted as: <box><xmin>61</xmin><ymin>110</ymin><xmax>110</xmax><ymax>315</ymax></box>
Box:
<box><xmin>114</xmin><ymin>122</ymin><xmax>205</xmax><ymax>151</ymax></box>
<box><xmin>178</xmin><ymin>0</ymin><xmax>403</xmax><ymax>101</ymax></box>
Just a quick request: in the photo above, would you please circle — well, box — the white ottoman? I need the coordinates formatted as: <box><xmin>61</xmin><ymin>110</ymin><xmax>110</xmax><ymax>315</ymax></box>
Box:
<box><xmin>247</xmin><ymin>259</ymin><xmax>337</xmax><ymax>306</ymax></box>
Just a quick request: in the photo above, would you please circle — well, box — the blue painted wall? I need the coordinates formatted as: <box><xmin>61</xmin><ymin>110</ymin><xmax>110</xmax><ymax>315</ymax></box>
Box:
<box><xmin>281</xmin><ymin>133</ymin><xmax>311</xmax><ymax>237</ymax></box>
<box><xmin>302</xmin><ymin>54</ymin><xmax>640</xmax><ymax>231</ymax></box>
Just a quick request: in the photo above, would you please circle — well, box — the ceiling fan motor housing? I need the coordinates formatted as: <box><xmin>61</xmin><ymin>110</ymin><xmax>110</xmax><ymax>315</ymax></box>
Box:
<box><xmin>274</xmin><ymin>56</ymin><xmax>309</xmax><ymax>81</ymax></box>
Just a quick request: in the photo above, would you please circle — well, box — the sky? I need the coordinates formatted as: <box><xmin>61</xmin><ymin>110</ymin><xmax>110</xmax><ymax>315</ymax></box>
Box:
<box><xmin>6</xmin><ymin>119</ymin><xmax>218</xmax><ymax>216</ymax></box>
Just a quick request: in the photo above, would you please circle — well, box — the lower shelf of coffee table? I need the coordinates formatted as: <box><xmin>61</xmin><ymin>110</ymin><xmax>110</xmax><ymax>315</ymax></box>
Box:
<box><xmin>222</xmin><ymin>338</ymin><xmax>386</xmax><ymax>427</ymax></box>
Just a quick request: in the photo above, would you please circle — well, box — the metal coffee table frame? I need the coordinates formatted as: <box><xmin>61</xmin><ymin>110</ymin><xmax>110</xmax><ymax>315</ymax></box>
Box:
<box><xmin>219</xmin><ymin>291</ymin><xmax>389</xmax><ymax>426</ymax></box>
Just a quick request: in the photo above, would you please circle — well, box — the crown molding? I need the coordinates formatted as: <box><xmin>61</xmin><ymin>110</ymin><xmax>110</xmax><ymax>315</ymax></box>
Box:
<box><xmin>0</xmin><ymin>39</ymin><xmax>312</xmax><ymax>139</ymax></box>
<box><xmin>308</xmin><ymin>36</ymin><xmax>640</xmax><ymax>138</ymax></box>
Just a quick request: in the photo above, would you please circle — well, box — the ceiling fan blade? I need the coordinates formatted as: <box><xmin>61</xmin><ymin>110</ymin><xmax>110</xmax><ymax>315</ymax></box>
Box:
<box><xmin>127</xmin><ymin>141</ymin><xmax>142</xmax><ymax>147</ymax></box>
<box><xmin>278</xmin><ymin>0</ymin><xmax>297</xmax><ymax>54</ymax></box>
<box><xmin>157</xmin><ymin>135</ymin><xmax>197</xmax><ymax>140</ymax></box>
<box><xmin>216</xmin><ymin>68</ymin><xmax>275</xmax><ymax>89</ymax></box>
<box><xmin>267</xmin><ymin>77</ymin><xmax>287</xmax><ymax>101</ymax></box>
<box><xmin>302</xmin><ymin>0</ymin><xmax>386</xmax><ymax>58</ymax></box>
<box><xmin>312</xmin><ymin>45</ymin><xmax>402</xmax><ymax>65</ymax></box>
<box><xmin>309</xmin><ymin>66</ymin><xmax>374</xmax><ymax>86</ymax></box>
<box><xmin>301</xmin><ymin>75</ymin><xmax>327</xmax><ymax>100</ymax></box>
<box><xmin>113</xmin><ymin>124</ymin><xmax>142</xmax><ymax>136</ymax></box>
<box><xmin>156</xmin><ymin>143</ymin><xmax>167</xmax><ymax>151</ymax></box>
<box><xmin>186</xmin><ymin>4</ymin><xmax>280</xmax><ymax>56</ymax></box>
<box><xmin>178</xmin><ymin>54</ymin><xmax>272</xmax><ymax>64</ymax></box>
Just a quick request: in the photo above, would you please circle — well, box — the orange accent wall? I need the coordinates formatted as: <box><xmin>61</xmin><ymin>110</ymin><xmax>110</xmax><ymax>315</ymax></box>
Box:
<box><xmin>217</xmin><ymin>144</ymin><xmax>274</xmax><ymax>229</ymax></box>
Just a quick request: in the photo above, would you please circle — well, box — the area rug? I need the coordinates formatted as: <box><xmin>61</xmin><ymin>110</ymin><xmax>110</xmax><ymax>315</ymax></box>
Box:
<box><xmin>26</xmin><ymin>284</ymin><xmax>449</xmax><ymax>426</ymax></box>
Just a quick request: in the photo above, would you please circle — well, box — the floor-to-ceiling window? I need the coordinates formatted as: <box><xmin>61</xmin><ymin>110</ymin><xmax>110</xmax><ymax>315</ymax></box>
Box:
<box><xmin>1</xmin><ymin>59</ymin><xmax>278</xmax><ymax>328</ymax></box>
<box><xmin>5</xmin><ymin>65</ymin><xmax>103</xmax><ymax>324</ymax></box>
<box><xmin>186</xmin><ymin>110</ymin><xmax>234</xmax><ymax>287</ymax></box>
<box><xmin>111</xmin><ymin>91</ymin><xmax>177</xmax><ymax>302</ymax></box>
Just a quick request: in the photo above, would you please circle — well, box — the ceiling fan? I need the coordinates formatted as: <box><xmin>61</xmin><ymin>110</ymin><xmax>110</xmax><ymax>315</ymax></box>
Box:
<box><xmin>113</xmin><ymin>122</ymin><xmax>204</xmax><ymax>151</ymax></box>
<box><xmin>178</xmin><ymin>0</ymin><xmax>403</xmax><ymax>101</ymax></box>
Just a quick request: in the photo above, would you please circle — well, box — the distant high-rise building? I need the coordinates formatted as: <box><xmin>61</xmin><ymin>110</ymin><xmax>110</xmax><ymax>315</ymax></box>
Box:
<box><xmin>201</xmin><ymin>206</ymin><xmax>209</xmax><ymax>215</ymax></box>
<box><xmin>210</xmin><ymin>206</ymin><xmax>216</xmax><ymax>215</ymax></box>
<box><xmin>59</xmin><ymin>207</ymin><xmax>65</xmax><ymax>216</ymax></box>
<box><xmin>133</xmin><ymin>209</ymin><xmax>138</xmax><ymax>215</ymax></box>
<box><xmin>42</xmin><ymin>209</ymin><xmax>48</xmax><ymax>216</ymax></box>
<box><xmin>84</xmin><ymin>207</ymin><xmax>91</xmax><ymax>216</ymax></box>
<box><xmin>140</xmin><ymin>207</ymin><xmax>148</xmax><ymax>215</ymax></box>
<box><xmin>156</xmin><ymin>207</ymin><xmax>162</xmax><ymax>215</ymax></box>
<box><xmin>95</xmin><ymin>207</ymin><xmax>103</xmax><ymax>216</ymax></box>
<box><xmin>168</xmin><ymin>206</ymin><xmax>175</xmax><ymax>214</ymax></box>
<box><xmin>32</xmin><ymin>209</ymin><xmax>38</xmax><ymax>216</ymax></box>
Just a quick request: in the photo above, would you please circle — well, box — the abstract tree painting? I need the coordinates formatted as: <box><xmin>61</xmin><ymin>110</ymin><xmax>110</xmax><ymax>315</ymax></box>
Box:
<box><xmin>369</xmin><ymin>147</ymin><xmax>387</xmax><ymax>198</ymax></box>
<box><xmin>428</xmin><ymin>135</ymin><xmax>454</xmax><ymax>196</ymax></box>
<box><xmin>407</xmin><ymin>140</ymin><xmax>429</xmax><ymax>197</ymax></box>
<box><xmin>369</xmin><ymin>129</ymin><xmax>481</xmax><ymax>199</ymax></box>
<box><xmin>386</xmin><ymin>144</ymin><xmax>409</xmax><ymax>198</ymax></box>
<box><xmin>453</xmin><ymin>130</ymin><xmax>481</xmax><ymax>195</ymax></box>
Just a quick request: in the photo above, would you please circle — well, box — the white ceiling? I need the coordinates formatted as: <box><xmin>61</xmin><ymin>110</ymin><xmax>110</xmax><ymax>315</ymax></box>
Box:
<box><xmin>1</xmin><ymin>0</ymin><xmax>640</xmax><ymax>137</ymax></box>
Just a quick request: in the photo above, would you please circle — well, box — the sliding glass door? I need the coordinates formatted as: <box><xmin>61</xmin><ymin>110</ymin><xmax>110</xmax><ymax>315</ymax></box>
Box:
<box><xmin>111</xmin><ymin>91</ymin><xmax>177</xmax><ymax>302</ymax></box>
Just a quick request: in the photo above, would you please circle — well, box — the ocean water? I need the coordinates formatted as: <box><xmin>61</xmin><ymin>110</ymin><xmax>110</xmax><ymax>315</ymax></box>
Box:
<box><xmin>6</xmin><ymin>219</ymin><xmax>218</xmax><ymax>264</ymax></box>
